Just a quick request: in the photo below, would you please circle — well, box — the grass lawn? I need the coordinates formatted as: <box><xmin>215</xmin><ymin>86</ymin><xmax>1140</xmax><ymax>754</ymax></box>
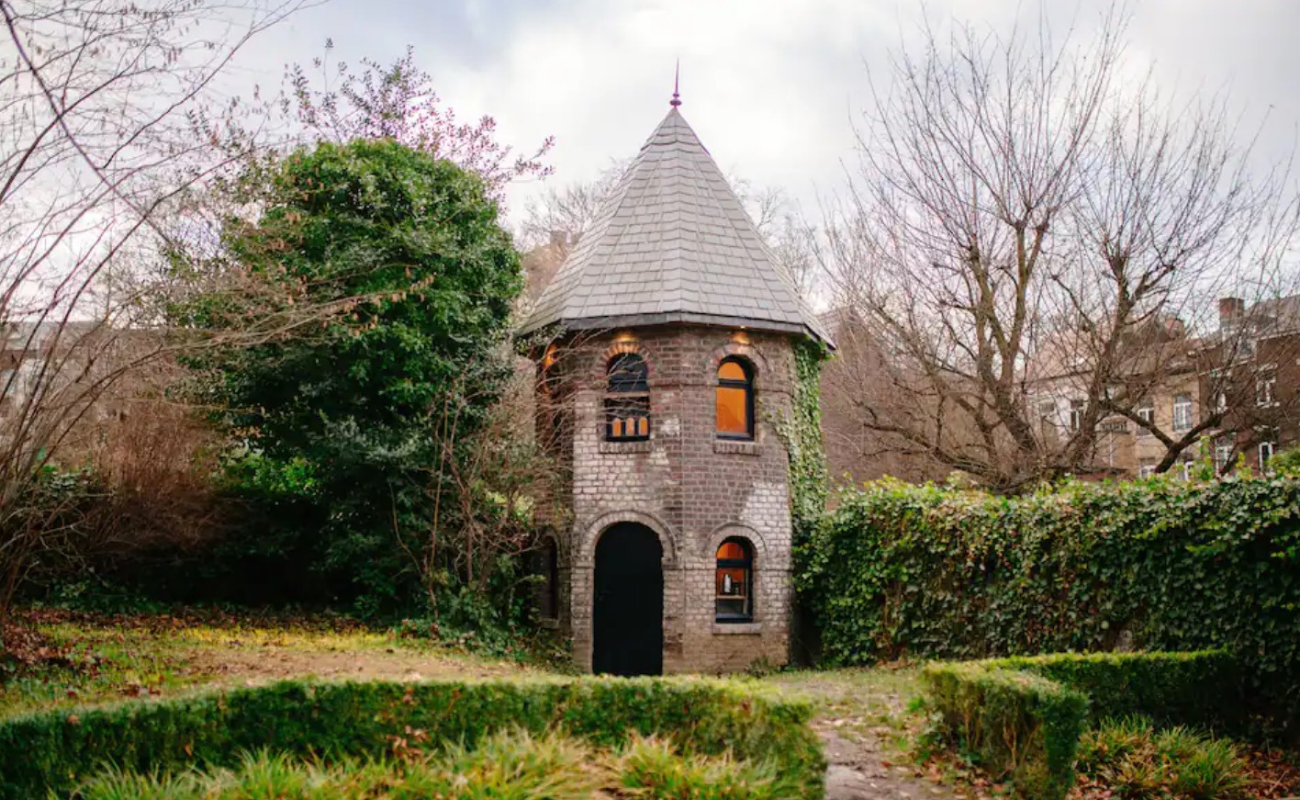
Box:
<box><xmin>0</xmin><ymin>608</ymin><xmax>538</xmax><ymax>721</ymax></box>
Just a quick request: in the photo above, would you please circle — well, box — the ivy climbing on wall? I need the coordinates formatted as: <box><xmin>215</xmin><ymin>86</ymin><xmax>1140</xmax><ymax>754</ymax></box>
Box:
<box><xmin>781</xmin><ymin>340</ymin><xmax>830</xmax><ymax>547</ymax></box>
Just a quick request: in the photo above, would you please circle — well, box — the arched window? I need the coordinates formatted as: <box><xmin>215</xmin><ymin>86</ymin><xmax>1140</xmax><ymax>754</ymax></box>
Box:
<box><xmin>715</xmin><ymin>538</ymin><xmax>753</xmax><ymax>622</ymax></box>
<box><xmin>606</xmin><ymin>353</ymin><xmax>650</xmax><ymax>441</ymax></box>
<box><xmin>716</xmin><ymin>357</ymin><xmax>754</xmax><ymax>439</ymax></box>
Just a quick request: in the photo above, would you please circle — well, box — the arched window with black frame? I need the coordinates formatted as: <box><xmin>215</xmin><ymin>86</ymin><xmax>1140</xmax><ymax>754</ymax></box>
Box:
<box><xmin>715</xmin><ymin>357</ymin><xmax>754</xmax><ymax>439</ymax></box>
<box><xmin>715</xmin><ymin>537</ymin><xmax>754</xmax><ymax>622</ymax></box>
<box><xmin>605</xmin><ymin>353</ymin><xmax>650</xmax><ymax>441</ymax></box>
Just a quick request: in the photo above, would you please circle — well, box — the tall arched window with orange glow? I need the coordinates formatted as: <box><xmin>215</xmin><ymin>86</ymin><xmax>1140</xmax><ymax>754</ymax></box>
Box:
<box><xmin>715</xmin><ymin>537</ymin><xmax>753</xmax><ymax>622</ymax></box>
<box><xmin>715</xmin><ymin>357</ymin><xmax>754</xmax><ymax>439</ymax></box>
<box><xmin>605</xmin><ymin>353</ymin><xmax>650</xmax><ymax>441</ymax></box>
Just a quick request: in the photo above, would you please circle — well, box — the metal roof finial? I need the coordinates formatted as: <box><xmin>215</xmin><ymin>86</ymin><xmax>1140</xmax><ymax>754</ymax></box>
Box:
<box><xmin>670</xmin><ymin>60</ymin><xmax>681</xmax><ymax>108</ymax></box>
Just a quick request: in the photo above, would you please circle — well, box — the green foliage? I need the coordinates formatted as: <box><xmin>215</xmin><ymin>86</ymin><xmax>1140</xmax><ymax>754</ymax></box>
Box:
<box><xmin>1076</xmin><ymin>716</ymin><xmax>1249</xmax><ymax>800</ymax></box>
<box><xmin>0</xmin><ymin>677</ymin><xmax>825</xmax><ymax>799</ymax></box>
<box><xmin>73</xmin><ymin>731</ymin><xmax>600</xmax><ymax>800</ymax></box>
<box><xmin>800</xmin><ymin>476</ymin><xmax>1300</xmax><ymax>728</ymax></box>
<box><xmin>922</xmin><ymin>651</ymin><xmax>1246</xmax><ymax>800</ymax></box>
<box><xmin>921</xmin><ymin>662</ymin><xmax>1087</xmax><ymax>800</ymax></box>
<box><xmin>73</xmin><ymin>729</ymin><xmax>806</xmax><ymax>800</ymax></box>
<box><xmin>1271</xmin><ymin>444</ymin><xmax>1300</xmax><ymax>477</ymax></box>
<box><xmin>175</xmin><ymin>139</ymin><xmax>523</xmax><ymax>615</ymax></box>
<box><xmin>782</xmin><ymin>341</ymin><xmax>830</xmax><ymax>548</ymax></box>
<box><xmin>617</xmin><ymin>735</ymin><xmax>803</xmax><ymax>800</ymax></box>
<box><xmin>992</xmin><ymin>650</ymin><xmax>1242</xmax><ymax>729</ymax></box>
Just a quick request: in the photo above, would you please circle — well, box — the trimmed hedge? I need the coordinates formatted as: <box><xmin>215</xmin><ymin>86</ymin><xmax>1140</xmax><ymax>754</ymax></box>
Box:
<box><xmin>921</xmin><ymin>650</ymin><xmax>1240</xmax><ymax>800</ymax></box>
<box><xmin>800</xmin><ymin>477</ymin><xmax>1300</xmax><ymax>727</ymax></box>
<box><xmin>922</xmin><ymin>662</ymin><xmax>1087</xmax><ymax>800</ymax></box>
<box><xmin>0</xmin><ymin>677</ymin><xmax>825</xmax><ymax>800</ymax></box>
<box><xmin>995</xmin><ymin>650</ymin><xmax>1242</xmax><ymax>729</ymax></box>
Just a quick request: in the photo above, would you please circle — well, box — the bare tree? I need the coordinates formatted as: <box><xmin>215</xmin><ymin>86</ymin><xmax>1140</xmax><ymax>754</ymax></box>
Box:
<box><xmin>0</xmin><ymin>0</ymin><xmax>312</xmax><ymax>641</ymax></box>
<box><xmin>285</xmin><ymin>43</ymin><xmax>554</xmax><ymax>204</ymax></box>
<box><xmin>820</xmin><ymin>6</ymin><xmax>1300</xmax><ymax>491</ymax></box>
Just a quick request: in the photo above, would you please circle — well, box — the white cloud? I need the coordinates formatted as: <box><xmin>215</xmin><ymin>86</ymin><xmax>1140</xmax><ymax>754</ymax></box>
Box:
<box><xmin>230</xmin><ymin>0</ymin><xmax>1300</xmax><ymax>228</ymax></box>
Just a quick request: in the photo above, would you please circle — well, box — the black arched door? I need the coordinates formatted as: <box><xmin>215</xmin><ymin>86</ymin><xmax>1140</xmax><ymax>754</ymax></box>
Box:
<box><xmin>593</xmin><ymin>522</ymin><xmax>663</xmax><ymax>676</ymax></box>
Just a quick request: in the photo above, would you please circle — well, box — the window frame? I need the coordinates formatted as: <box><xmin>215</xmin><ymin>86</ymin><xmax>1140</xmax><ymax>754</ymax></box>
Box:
<box><xmin>604</xmin><ymin>353</ymin><xmax>650</xmax><ymax>442</ymax></box>
<box><xmin>1135</xmin><ymin>403</ymin><xmax>1154</xmax><ymax>437</ymax></box>
<box><xmin>1259</xmin><ymin>439</ymin><xmax>1276</xmax><ymax>472</ymax></box>
<box><xmin>1213</xmin><ymin>437</ymin><xmax>1235</xmax><ymax>475</ymax></box>
<box><xmin>1068</xmin><ymin>399</ymin><xmax>1085</xmax><ymax>433</ymax></box>
<box><xmin>1256</xmin><ymin>373</ymin><xmax>1277</xmax><ymax>407</ymax></box>
<box><xmin>714</xmin><ymin>536</ymin><xmax>754</xmax><ymax>623</ymax></box>
<box><xmin>1172</xmin><ymin>393</ymin><xmax>1193</xmax><ymax>432</ymax></box>
<box><xmin>715</xmin><ymin>357</ymin><xmax>755</xmax><ymax>441</ymax></box>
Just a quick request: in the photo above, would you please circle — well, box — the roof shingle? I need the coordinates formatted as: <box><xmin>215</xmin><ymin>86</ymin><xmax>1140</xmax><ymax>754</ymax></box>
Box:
<box><xmin>520</xmin><ymin>107</ymin><xmax>831</xmax><ymax>346</ymax></box>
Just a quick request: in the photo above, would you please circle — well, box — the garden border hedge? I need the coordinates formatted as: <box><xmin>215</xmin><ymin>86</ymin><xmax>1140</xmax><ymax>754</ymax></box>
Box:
<box><xmin>921</xmin><ymin>650</ymin><xmax>1239</xmax><ymax>800</ymax></box>
<box><xmin>0</xmin><ymin>676</ymin><xmax>825</xmax><ymax>800</ymax></box>
<box><xmin>800</xmin><ymin>476</ymin><xmax>1300</xmax><ymax>729</ymax></box>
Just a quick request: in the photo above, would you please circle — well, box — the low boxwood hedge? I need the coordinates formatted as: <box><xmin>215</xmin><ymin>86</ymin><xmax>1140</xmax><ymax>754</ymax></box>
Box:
<box><xmin>0</xmin><ymin>677</ymin><xmax>825</xmax><ymax>800</ymax></box>
<box><xmin>921</xmin><ymin>650</ymin><xmax>1238</xmax><ymax>800</ymax></box>
<box><xmin>994</xmin><ymin>650</ymin><xmax>1242</xmax><ymax>730</ymax></box>
<box><xmin>923</xmin><ymin>662</ymin><xmax>1088</xmax><ymax>800</ymax></box>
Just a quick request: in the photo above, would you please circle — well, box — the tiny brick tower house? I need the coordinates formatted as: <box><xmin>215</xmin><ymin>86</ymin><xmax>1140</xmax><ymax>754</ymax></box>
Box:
<box><xmin>519</xmin><ymin>88</ymin><xmax>831</xmax><ymax>675</ymax></box>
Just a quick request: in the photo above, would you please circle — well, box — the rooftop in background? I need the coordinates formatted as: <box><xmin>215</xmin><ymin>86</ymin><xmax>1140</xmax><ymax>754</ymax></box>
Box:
<box><xmin>520</xmin><ymin>101</ymin><xmax>831</xmax><ymax>347</ymax></box>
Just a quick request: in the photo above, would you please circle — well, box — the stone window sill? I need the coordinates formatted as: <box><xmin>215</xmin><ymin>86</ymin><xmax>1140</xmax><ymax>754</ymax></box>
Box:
<box><xmin>599</xmin><ymin>439</ymin><xmax>652</xmax><ymax>454</ymax></box>
<box><xmin>712</xmin><ymin>622</ymin><xmax>762</xmax><ymax>635</ymax></box>
<box><xmin>714</xmin><ymin>439</ymin><xmax>760</xmax><ymax>456</ymax></box>
<box><xmin>539</xmin><ymin>617</ymin><xmax>560</xmax><ymax>630</ymax></box>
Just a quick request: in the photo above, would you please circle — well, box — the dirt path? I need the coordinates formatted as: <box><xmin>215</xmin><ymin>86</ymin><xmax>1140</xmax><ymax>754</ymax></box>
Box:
<box><xmin>766</xmin><ymin>671</ymin><xmax>965</xmax><ymax>800</ymax></box>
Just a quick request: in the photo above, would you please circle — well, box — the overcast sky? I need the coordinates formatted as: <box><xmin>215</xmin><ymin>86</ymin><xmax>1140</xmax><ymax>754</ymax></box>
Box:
<box><xmin>231</xmin><ymin>0</ymin><xmax>1300</xmax><ymax>227</ymax></box>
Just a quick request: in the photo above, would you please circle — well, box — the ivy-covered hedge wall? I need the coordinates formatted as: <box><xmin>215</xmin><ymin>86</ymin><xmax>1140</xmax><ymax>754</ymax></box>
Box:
<box><xmin>0</xmin><ymin>677</ymin><xmax>824</xmax><ymax>799</ymax></box>
<box><xmin>799</xmin><ymin>477</ymin><xmax>1300</xmax><ymax>728</ymax></box>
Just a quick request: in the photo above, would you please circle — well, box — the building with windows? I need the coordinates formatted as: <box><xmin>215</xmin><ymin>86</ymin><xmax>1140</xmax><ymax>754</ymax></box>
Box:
<box><xmin>518</xmin><ymin>92</ymin><xmax>830</xmax><ymax>675</ymax></box>
<box><xmin>1025</xmin><ymin>294</ymin><xmax>1300</xmax><ymax>481</ymax></box>
<box><xmin>1197</xmin><ymin>295</ymin><xmax>1300</xmax><ymax>475</ymax></box>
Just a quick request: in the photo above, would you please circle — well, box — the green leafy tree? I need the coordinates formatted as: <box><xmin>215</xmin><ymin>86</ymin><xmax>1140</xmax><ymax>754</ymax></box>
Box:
<box><xmin>184</xmin><ymin>139</ymin><xmax>522</xmax><ymax>614</ymax></box>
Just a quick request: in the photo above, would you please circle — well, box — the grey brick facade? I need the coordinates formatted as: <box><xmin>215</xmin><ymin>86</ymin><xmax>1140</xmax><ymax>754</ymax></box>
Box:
<box><xmin>535</xmin><ymin>326</ymin><xmax>796</xmax><ymax>673</ymax></box>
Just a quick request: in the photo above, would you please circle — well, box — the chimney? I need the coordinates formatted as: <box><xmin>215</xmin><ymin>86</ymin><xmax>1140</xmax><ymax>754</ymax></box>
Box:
<box><xmin>1219</xmin><ymin>297</ymin><xmax>1245</xmax><ymax>329</ymax></box>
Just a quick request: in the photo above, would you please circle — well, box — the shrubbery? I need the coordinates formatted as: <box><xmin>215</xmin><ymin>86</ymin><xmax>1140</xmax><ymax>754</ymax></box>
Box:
<box><xmin>922</xmin><ymin>661</ymin><xmax>1088</xmax><ymax>800</ymax></box>
<box><xmin>1075</xmin><ymin>717</ymin><xmax>1249</xmax><ymax>800</ymax></box>
<box><xmin>800</xmin><ymin>476</ymin><xmax>1300</xmax><ymax>727</ymax></box>
<box><xmin>73</xmin><ymin>731</ymin><xmax>799</xmax><ymax>800</ymax></box>
<box><xmin>0</xmin><ymin>677</ymin><xmax>824</xmax><ymax>800</ymax></box>
<box><xmin>920</xmin><ymin>651</ymin><xmax>1243</xmax><ymax>800</ymax></box>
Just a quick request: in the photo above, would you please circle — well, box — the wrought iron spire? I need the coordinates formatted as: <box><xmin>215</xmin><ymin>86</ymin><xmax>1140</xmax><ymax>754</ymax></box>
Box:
<box><xmin>670</xmin><ymin>61</ymin><xmax>681</xmax><ymax>107</ymax></box>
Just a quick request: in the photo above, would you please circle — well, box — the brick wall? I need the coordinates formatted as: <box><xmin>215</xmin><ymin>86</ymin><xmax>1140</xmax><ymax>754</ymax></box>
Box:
<box><xmin>535</xmin><ymin>324</ymin><xmax>798</xmax><ymax>673</ymax></box>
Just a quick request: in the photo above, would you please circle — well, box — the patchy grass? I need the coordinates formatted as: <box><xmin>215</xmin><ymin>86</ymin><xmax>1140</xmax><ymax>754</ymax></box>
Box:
<box><xmin>68</xmin><ymin>729</ymin><xmax>796</xmax><ymax>800</ymax></box>
<box><xmin>0</xmin><ymin>609</ymin><xmax>534</xmax><ymax>721</ymax></box>
<box><xmin>766</xmin><ymin>663</ymin><xmax>922</xmax><ymax>745</ymax></box>
<box><xmin>1073</xmin><ymin>716</ymin><xmax>1250</xmax><ymax>800</ymax></box>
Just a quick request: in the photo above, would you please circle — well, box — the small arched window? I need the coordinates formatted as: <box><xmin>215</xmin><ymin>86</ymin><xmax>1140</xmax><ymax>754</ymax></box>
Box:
<box><xmin>606</xmin><ymin>353</ymin><xmax>650</xmax><ymax>441</ymax></box>
<box><xmin>716</xmin><ymin>357</ymin><xmax>754</xmax><ymax>439</ymax></box>
<box><xmin>715</xmin><ymin>538</ymin><xmax>753</xmax><ymax>622</ymax></box>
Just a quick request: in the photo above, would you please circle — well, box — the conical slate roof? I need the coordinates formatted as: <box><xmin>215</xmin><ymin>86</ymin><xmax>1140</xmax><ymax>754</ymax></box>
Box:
<box><xmin>520</xmin><ymin>106</ymin><xmax>831</xmax><ymax>346</ymax></box>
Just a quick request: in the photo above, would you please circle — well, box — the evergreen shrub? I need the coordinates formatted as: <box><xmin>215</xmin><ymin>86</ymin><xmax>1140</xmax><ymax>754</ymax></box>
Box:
<box><xmin>0</xmin><ymin>677</ymin><xmax>824</xmax><ymax>800</ymax></box>
<box><xmin>921</xmin><ymin>650</ymin><xmax>1242</xmax><ymax>800</ymax></box>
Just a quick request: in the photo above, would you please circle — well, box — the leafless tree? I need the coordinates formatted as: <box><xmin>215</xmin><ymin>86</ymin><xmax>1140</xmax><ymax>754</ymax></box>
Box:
<box><xmin>0</xmin><ymin>0</ymin><xmax>313</xmax><ymax>642</ymax></box>
<box><xmin>285</xmin><ymin>43</ymin><xmax>555</xmax><ymax>204</ymax></box>
<box><xmin>820</xmin><ymin>6</ymin><xmax>1300</xmax><ymax>491</ymax></box>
